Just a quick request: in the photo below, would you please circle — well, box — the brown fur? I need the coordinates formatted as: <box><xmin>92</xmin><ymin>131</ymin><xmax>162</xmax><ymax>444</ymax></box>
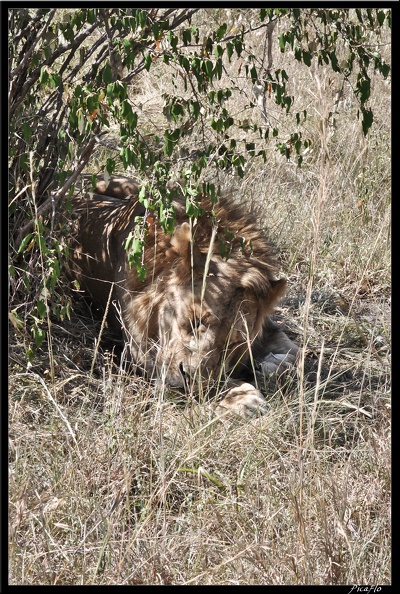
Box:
<box><xmin>68</xmin><ymin>176</ymin><xmax>298</xmax><ymax>417</ymax></box>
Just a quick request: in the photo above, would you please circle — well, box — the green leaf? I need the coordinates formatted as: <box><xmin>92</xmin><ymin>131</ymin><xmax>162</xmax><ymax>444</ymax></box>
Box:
<box><xmin>214</xmin><ymin>44</ymin><xmax>224</xmax><ymax>59</ymax></box>
<box><xmin>380</xmin><ymin>62</ymin><xmax>390</xmax><ymax>79</ymax></box>
<box><xmin>87</xmin><ymin>9</ymin><xmax>96</xmax><ymax>24</ymax></box>
<box><xmin>138</xmin><ymin>185</ymin><xmax>147</xmax><ymax>205</ymax></box>
<box><xmin>103</xmin><ymin>62</ymin><xmax>113</xmax><ymax>83</ymax></box>
<box><xmin>186</xmin><ymin>196</ymin><xmax>203</xmax><ymax>218</ymax></box>
<box><xmin>191</xmin><ymin>101</ymin><xmax>200</xmax><ymax>119</ymax></box>
<box><xmin>124</xmin><ymin>231</ymin><xmax>134</xmax><ymax>251</ymax></box>
<box><xmin>121</xmin><ymin>100</ymin><xmax>138</xmax><ymax>129</ymax></box>
<box><xmin>377</xmin><ymin>10</ymin><xmax>386</xmax><ymax>27</ymax></box>
<box><xmin>250</xmin><ymin>66</ymin><xmax>258</xmax><ymax>84</ymax></box>
<box><xmin>106</xmin><ymin>82</ymin><xmax>116</xmax><ymax>101</ymax></box>
<box><xmin>357</xmin><ymin>77</ymin><xmax>371</xmax><ymax>104</ymax></box>
<box><xmin>106</xmin><ymin>158</ymin><xmax>116</xmax><ymax>175</ymax></box>
<box><xmin>170</xmin><ymin>102</ymin><xmax>184</xmax><ymax>121</ymax></box>
<box><xmin>180</xmin><ymin>56</ymin><xmax>190</xmax><ymax>72</ymax></box>
<box><xmin>49</xmin><ymin>73</ymin><xmax>62</xmax><ymax>88</ymax></box>
<box><xmin>329</xmin><ymin>51</ymin><xmax>340</xmax><ymax>73</ymax></box>
<box><xmin>33</xmin><ymin>327</ymin><xmax>46</xmax><ymax>348</ymax></box>
<box><xmin>205</xmin><ymin>60</ymin><xmax>213</xmax><ymax>80</ymax></box>
<box><xmin>86</xmin><ymin>93</ymin><xmax>98</xmax><ymax>114</ymax></box>
<box><xmin>22</xmin><ymin>122</ymin><xmax>32</xmax><ymax>142</ymax></box>
<box><xmin>223</xmin><ymin>116</ymin><xmax>234</xmax><ymax>130</ymax></box>
<box><xmin>164</xmin><ymin>129</ymin><xmax>180</xmax><ymax>156</ymax></box>
<box><xmin>144</xmin><ymin>53</ymin><xmax>152</xmax><ymax>71</ymax></box>
<box><xmin>215</xmin><ymin>24</ymin><xmax>227</xmax><ymax>41</ymax></box>
<box><xmin>302</xmin><ymin>51</ymin><xmax>312</xmax><ymax>67</ymax></box>
<box><xmin>233</xmin><ymin>38</ymin><xmax>242</xmax><ymax>57</ymax></box>
<box><xmin>152</xmin><ymin>23</ymin><xmax>159</xmax><ymax>41</ymax></box>
<box><xmin>182</xmin><ymin>27</ymin><xmax>191</xmax><ymax>45</ymax></box>
<box><xmin>284</xmin><ymin>96</ymin><xmax>293</xmax><ymax>113</ymax></box>
<box><xmin>17</xmin><ymin>233</ymin><xmax>33</xmax><ymax>254</ymax></box>
<box><xmin>120</xmin><ymin>145</ymin><xmax>137</xmax><ymax>168</ymax></box>
<box><xmin>167</xmin><ymin>30</ymin><xmax>178</xmax><ymax>52</ymax></box>
<box><xmin>74</xmin><ymin>84</ymin><xmax>83</xmax><ymax>97</ymax></box>
<box><xmin>37</xmin><ymin>300</ymin><xmax>47</xmax><ymax>319</ymax></box>
<box><xmin>39</xmin><ymin>67</ymin><xmax>49</xmax><ymax>85</ymax></box>
<box><xmin>130</xmin><ymin>237</ymin><xmax>142</xmax><ymax>255</ymax></box>
<box><xmin>137</xmin><ymin>10</ymin><xmax>147</xmax><ymax>29</ymax></box>
<box><xmin>77</xmin><ymin>110</ymin><xmax>85</xmax><ymax>135</ymax></box>
<box><xmin>362</xmin><ymin>108</ymin><xmax>373</xmax><ymax>136</ymax></box>
<box><xmin>211</xmin><ymin>118</ymin><xmax>224</xmax><ymax>133</ymax></box>
<box><xmin>246</xmin><ymin>142</ymin><xmax>255</xmax><ymax>156</ymax></box>
<box><xmin>136</xmin><ymin>265</ymin><xmax>147</xmax><ymax>282</ymax></box>
<box><xmin>159</xmin><ymin>203</ymin><xmax>175</xmax><ymax>234</ymax></box>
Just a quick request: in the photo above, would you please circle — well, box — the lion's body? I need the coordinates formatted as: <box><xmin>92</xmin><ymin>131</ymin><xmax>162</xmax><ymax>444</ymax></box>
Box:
<box><xmin>69</xmin><ymin>176</ymin><xmax>298</xmax><ymax>416</ymax></box>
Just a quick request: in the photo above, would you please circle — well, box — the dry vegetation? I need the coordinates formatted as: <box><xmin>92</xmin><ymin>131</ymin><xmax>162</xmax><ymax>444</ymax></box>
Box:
<box><xmin>9</xmin><ymin>9</ymin><xmax>391</xmax><ymax>585</ymax></box>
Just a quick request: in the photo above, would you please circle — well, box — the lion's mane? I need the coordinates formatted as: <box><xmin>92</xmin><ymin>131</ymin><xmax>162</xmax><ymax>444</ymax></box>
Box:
<box><xmin>69</xmin><ymin>177</ymin><xmax>288</xmax><ymax>390</ymax></box>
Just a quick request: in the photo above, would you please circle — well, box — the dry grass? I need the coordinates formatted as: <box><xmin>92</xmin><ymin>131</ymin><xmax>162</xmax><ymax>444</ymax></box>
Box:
<box><xmin>9</xmin><ymin>10</ymin><xmax>391</xmax><ymax>585</ymax></box>
<box><xmin>8</xmin><ymin>345</ymin><xmax>391</xmax><ymax>584</ymax></box>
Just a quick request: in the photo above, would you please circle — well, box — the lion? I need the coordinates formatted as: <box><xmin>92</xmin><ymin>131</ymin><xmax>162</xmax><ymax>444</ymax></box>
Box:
<box><xmin>68</xmin><ymin>175</ymin><xmax>298</xmax><ymax>417</ymax></box>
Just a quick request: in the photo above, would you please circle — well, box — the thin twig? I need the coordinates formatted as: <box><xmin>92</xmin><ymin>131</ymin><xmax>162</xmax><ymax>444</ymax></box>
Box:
<box><xmin>16</xmin><ymin>134</ymin><xmax>98</xmax><ymax>245</ymax></box>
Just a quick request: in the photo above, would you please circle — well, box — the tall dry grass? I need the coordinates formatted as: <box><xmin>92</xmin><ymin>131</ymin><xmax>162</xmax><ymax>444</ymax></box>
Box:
<box><xmin>9</xmin><ymin>10</ymin><xmax>391</xmax><ymax>585</ymax></box>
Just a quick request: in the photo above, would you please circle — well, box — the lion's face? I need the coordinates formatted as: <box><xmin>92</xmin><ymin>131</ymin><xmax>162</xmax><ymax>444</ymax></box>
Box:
<box><xmin>155</xmin><ymin>280</ymin><xmax>261</xmax><ymax>388</ymax></box>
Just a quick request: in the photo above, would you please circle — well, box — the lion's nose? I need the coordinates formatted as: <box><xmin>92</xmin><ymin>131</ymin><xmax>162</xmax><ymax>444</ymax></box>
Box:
<box><xmin>179</xmin><ymin>363</ymin><xmax>190</xmax><ymax>394</ymax></box>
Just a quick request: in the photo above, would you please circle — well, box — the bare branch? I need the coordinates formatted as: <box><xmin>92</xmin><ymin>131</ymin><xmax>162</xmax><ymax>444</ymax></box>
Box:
<box><xmin>169</xmin><ymin>8</ymin><xmax>199</xmax><ymax>29</ymax></box>
<box><xmin>9</xmin><ymin>9</ymin><xmax>56</xmax><ymax>82</ymax></box>
<box><xmin>9</xmin><ymin>17</ymin><xmax>103</xmax><ymax>120</ymax></box>
<box><xmin>221</xmin><ymin>17</ymin><xmax>279</xmax><ymax>44</ymax></box>
<box><xmin>16</xmin><ymin>135</ymin><xmax>98</xmax><ymax>245</ymax></box>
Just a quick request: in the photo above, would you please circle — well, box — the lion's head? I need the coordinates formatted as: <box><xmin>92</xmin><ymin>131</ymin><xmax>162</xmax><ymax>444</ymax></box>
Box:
<box><xmin>69</xmin><ymin>176</ymin><xmax>289</xmax><ymax>393</ymax></box>
<box><xmin>121</xmin><ymin>220</ymin><xmax>287</xmax><ymax>388</ymax></box>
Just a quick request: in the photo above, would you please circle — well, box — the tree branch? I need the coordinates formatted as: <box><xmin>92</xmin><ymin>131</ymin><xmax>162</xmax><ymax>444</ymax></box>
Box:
<box><xmin>16</xmin><ymin>135</ymin><xmax>98</xmax><ymax>246</ymax></box>
<box><xmin>9</xmin><ymin>17</ymin><xmax>103</xmax><ymax>120</ymax></box>
<box><xmin>9</xmin><ymin>8</ymin><xmax>56</xmax><ymax>82</ymax></box>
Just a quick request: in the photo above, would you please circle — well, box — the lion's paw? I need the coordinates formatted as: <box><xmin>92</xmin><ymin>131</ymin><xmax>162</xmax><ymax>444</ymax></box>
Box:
<box><xmin>258</xmin><ymin>352</ymin><xmax>296</xmax><ymax>375</ymax></box>
<box><xmin>215</xmin><ymin>382</ymin><xmax>269</xmax><ymax>419</ymax></box>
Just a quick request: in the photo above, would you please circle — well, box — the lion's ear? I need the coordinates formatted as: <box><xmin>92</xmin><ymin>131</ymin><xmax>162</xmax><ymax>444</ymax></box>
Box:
<box><xmin>259</xmin><ymin>278</ymin><xmax>287</xmax><ymax>318</ymax></box>
<box><xmin>166</xmin><ymin>222</ymin><xmax>196</xmax><ymax>277</ymax></box>
<box><xmin>242</xmin><ymin>275</ymin><xmax>287</xmax><ymax>319</ymax></box>
<box><xmin>169</xmin><ymin>222</ymin><xmax>192</xmax><ymax>257</ymax></box>
<box><xmin>240</xmin><ymin>269</ymin><xmax>287</xmax><ymax>301</ymax></box>
<box><xmin>269</xmin><ymin>278</ymin><xmax>287</xmax><ymax>305</ymax></box>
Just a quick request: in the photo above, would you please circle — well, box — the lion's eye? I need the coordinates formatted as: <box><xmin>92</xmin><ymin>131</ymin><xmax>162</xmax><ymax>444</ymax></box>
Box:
<box><xmin>194</xmin><ymin>317</ymin><xmax>202</xmax><ymax>329</ymax></box>
<box><xmin>228</xmin><ymin>340</ymin><xmax>240</xmax><ymax>351</ymax></box>
<box><xmin>189</xmin><ymin>317</ymin><xmax>202</xmax><ymax>332</ymax></box>
<box><xmin>189</xmin><ymin>315</ymin><xmax>208</xmax><ymax>333</ymax></box>
<box><xmin>188</xmin><ymin>311</ymin><xmax>212</xmax><ymax>334</ymax></box>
